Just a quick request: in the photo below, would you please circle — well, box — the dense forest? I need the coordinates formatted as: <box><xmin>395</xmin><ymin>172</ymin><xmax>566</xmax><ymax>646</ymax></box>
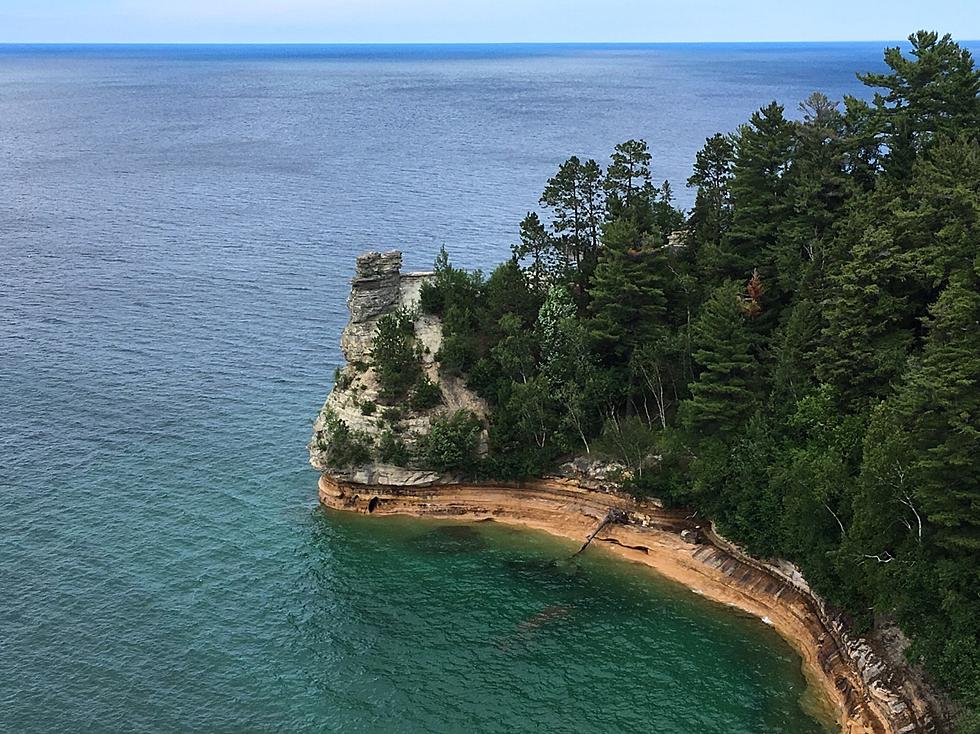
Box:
<box><xmin>329</xmin><ymin>32</ymin><xmax>979</xmax><ymax>728</ymax></box>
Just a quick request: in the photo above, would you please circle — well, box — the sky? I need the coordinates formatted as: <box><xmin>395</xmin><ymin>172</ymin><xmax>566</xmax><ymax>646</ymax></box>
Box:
<box><xmin>1</xmin><ymin>0</ymin><xmax>979</xmax><ymax>44</ymax></box>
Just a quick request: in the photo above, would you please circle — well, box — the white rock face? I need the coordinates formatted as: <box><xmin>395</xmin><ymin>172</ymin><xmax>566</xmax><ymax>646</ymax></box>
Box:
<box><xmin>309</xmin><ymin>250</ymin><xmax>488</xmax><ymax>472</ymax></box>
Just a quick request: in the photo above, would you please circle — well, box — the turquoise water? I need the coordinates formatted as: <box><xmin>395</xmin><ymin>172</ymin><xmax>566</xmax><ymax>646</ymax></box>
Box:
<box><xmin>0</xmin><ymin>43</ymin><xmax>928</xmax><ymax>732</ymax></box>
<box><xmin>274</xmin><ymin>513</ymin><xmax>829</xmax><ymax>733</ymax></box>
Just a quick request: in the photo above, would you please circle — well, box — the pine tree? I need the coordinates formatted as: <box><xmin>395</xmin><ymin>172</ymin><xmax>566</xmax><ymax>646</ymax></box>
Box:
<box><xmin>859</xmin><ymin>31</ymin><xmax>980</xmax><ymax>179</ymax></box>
<box><xmin>512</xmin><ymin>212</ymin><xmax>562</xmax><ymax>293</ymax></box>
<box><xmin>815</xmin><ymin>225</ymin><xmax>918</xmax><ymax>405</ymax></box>
<box><xmin>712</xmin><ymin>102</ymin><xmax>793</xmax><ymax>288</ymax></box>
<box><xmin>540</xmin><ymin>156</ymin><xmax>605</xmax><ymax>280</ymax></box>
<box><xmin>679</xmin><ymin>282</ymin><xmax>758</xmax><ymax>435</ymax></box>
<box><xmin>883</xmin><ymin>276</ymin><xmax>980</xmax><ymax>551</ymax></box>
<box><xmin>776</xmin><ymin>93</ymin><xmax>849</xmax><ymax>296</ymax></box>
<box><xmin>605</xmin><ymin>139</ymin><xmax>654</xmax><ymax>225</ymax></box>
<box><xmin>587</xmin><ymin>220</ymin><xmax>668</xmax><ymax>362</ymax></box>
<box><xmin>686</xmin><ymin>133</ymin><xmax>735</xmax><ymax>254</ymax></box>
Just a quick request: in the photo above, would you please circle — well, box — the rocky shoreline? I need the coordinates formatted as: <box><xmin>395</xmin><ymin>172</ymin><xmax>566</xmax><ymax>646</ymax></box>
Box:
<box><xmin>317</xmin><ymin>472</ymin><xmax>944</xmax><ymax>734</ymax></box>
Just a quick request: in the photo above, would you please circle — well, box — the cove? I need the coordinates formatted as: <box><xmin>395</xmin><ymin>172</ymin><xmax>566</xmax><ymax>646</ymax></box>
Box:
<box><xmin>307</xmin><ymin>509</ymin><xmax>833</xmax><ymax>734</ymax></box>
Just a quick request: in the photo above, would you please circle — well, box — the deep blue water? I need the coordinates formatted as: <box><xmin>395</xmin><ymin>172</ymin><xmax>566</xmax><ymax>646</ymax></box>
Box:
<box><xmin>3</xmin><ymin>43</ymin><xmax>973</xmax><ymax>733</ymax></box>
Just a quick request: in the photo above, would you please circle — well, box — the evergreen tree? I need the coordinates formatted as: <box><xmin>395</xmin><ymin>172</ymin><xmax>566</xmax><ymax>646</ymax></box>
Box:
<box><xmin>587</xmin><ymin>220</ymin><xmax>669</xmax><ymax>362</ymax></box>
<box><xmin>776</xmin><ymin>93</ymin><xmax>849</xmax><ymax>295</ymax></box>
<box><xmin>540</xmin><ymin>155</ymin><xmax>605</xmax><ymax>280</ymax></box>
<box><xmin>859</xmin><ymin>31</ymin><xmax>980</xmax><ymax>180</ymax></box>
<box><xmin>679</xmin><ymin>282</ymin><xmax>758</xmax><ymax>435</ymax></box>
<box><xmin>879</xmin><ymin>276</ymin><xmax>980</xmax><ymax>551</ymax></box>
<box><xmin>687</xmin><ymin>133</ymin><xmax>736</xmax><ymax>254</ymax></box>
<box><xmin>605</xmin><ymin>139</ymin><xmax>654</xmax><ymax>225</ymax></box>
<box><xmin>713</xmin><ymin>102</ymin><xmax>793</xmax><ymax>289</ymax></box>
<box><xmin>512</xmin><ymin>212</ymin><xmax>562</xmax><ymax>292</ymax></box>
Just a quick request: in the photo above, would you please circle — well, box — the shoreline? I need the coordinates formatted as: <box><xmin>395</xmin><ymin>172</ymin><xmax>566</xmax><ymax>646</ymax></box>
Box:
<box><xmin>318</xmin><ymin>473</ymin><xmax>937</xmax><ymax>734</ymax></box>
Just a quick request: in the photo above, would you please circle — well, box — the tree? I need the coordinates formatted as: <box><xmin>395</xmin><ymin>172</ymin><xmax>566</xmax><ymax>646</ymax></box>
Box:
<box><xmin>512</xmin><ymin>212</ymin><xmax>562</xmax><ymax>292</ymax></box>
<box><xmin>540</xmin><ymin>155</ymin><xmax>604</xmax><ymax>280</ymax></box>
<box><xmin>859</xmin><ymin>31</ymin><xmax>980</xmax><ymax>179</ymax></box>
<box><xmin>776</xmin><ymin>93</ymin><xmax>849</xmax><ymax>295</ymax></box>
<box><xmin>687</xmin><ymin>133</ymin><xmax>735</xmax><ymax>251</ymax></box>
<box><xmin>416</xmin><ymin>410</ymin><xmax>483</xmax><ymax>472</ymax></box>
<box><xmin>587</xmin><ymin>222</ymin><xmax>669</xmax><ymax>362</ymax></box>
<box><xmin>679</xmin><ymin>282</ymin><xmax>758</xmax><ymax>436</ymax></box>
<box><xmin>605</xmin><ymin>139</ymin><xmax>654</xmax><ymax>224</ymax></box>
<box><xmin>877</xmin><ymin>277</ymin><xmax>980</xmax><ymax>551</ymax></box>
<box><xmin>712</xmin><ymin>102</ymin><xmax>793</xmax><ymax>292</ymax></box>
<box><xmin>371</xmin><ymin>308</ymin><xmax>421</xmax><ymax>402</ymax></box>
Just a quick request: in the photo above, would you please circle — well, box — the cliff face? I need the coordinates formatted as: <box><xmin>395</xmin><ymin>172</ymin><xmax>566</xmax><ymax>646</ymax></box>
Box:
<box><xmin>308</xmin><ymin>250</ymin><xmax>488</xmax><ymax>476</ymax></box>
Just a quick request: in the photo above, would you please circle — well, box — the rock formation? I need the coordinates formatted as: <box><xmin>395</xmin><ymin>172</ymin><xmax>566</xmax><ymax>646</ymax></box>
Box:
<box><xmin>309</xmin><ymin>250</ymin><xmax>488</xmax><ymax>474</ymax></box>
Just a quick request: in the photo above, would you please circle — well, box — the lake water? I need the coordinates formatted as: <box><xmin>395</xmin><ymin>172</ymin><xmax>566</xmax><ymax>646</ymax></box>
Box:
<box><xmin>5</xmin><ymin>42</ymin><xmax>964</xmax><ymax>732</ymax></box>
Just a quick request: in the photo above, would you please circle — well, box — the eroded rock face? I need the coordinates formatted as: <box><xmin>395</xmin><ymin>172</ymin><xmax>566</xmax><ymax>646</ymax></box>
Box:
<box><xmin>348</xmin><ymin>250</ymin><xmax>403</xmax><ymax>322</ymax></box>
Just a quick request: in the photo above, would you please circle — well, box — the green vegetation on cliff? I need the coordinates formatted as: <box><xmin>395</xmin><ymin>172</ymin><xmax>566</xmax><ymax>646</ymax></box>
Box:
<box><xmin>413</xmin><ymin>32</ymin><xmax>979</xmax><ymax>729</ymax></box>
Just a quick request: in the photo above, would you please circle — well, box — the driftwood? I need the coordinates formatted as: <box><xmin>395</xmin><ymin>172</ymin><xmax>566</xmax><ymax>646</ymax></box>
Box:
<box><xmin>571</xmin><ymin>509</ymin><xmax>628</xmax><ymax>558</ymax></box>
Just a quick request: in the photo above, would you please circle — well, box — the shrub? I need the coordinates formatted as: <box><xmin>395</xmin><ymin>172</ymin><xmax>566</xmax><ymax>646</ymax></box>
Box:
<box><xmin>416</xmin><ymin>410</ymin><xmax>483</xmax><ymax>472</ymax></box>
<box><xmin>316</xmin><ymin>410</ymin><xmax>373</xmax><ymax>467</ymax></box>
<box><xmin>409</xmin><ymin>376</ymin><xmax>442</xmax><ymax>411</ymax></box>
<box><xmin>360</xmin><ymin>400</ymin><xmax>377</xmax><ymax>416</ymax></box>
<box><xmin>381</xmin><ymin>406</ymin><xmax>404</xmax><ymax>424</ymax></box>
<box><xmin>371</xmin><ymin>308</ymin><xmax>421</xmax><ymax>402</ymax></box>
<box><xmin>377</xmin><ymin>430</ymin><xmax>411</xmax><ymax>466</ymax></box>
<box><xmin>436</xmin><ymin>333</ymin><xmax>478</xmax><ymax>377</ymax></box>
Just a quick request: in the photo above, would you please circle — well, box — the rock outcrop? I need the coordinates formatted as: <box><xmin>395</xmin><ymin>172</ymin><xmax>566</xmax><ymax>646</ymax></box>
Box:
<box><xmin>309</xmin><ymin>250</ymin><xmax>488</xmax><ymax>473</ymax></box>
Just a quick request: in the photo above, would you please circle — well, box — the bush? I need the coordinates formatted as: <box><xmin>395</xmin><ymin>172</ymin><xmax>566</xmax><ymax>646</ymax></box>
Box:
<box><xmin>377</xmin><ymin>430</ymin><xmax>411</xmax><ymax>465</ymax></box>
<box><xmin>371</xmin><ymin>308</ymin><xmax>421</xmax><ymax>402</ymax></box>
<box><xmin>416</xmin><ymin>410</ymin><xmax>483</xmax><ymax>472</ymax></box>
<box><xmin>316</xmin><ymin>410</ymin><xmax>373</xmax><ymax>467</ymax></box>
<box><xmin>360</xmin><ymin>400</ymin><xmax>377</xmax><ymax>416</ymax></box>
<box><xmin>381</xmin><ymin>406</ymin><xmax>404</xmax><ymax>424</ymax></box>
<box><xmin>409</xmin><ymin>376</ymin><xmax>442</xmax><ymax>411</ymax></box>
<box><xmin>436</xmin><ymin>333</ymin><xmax>478</xmax><ymax>377</ymax></box>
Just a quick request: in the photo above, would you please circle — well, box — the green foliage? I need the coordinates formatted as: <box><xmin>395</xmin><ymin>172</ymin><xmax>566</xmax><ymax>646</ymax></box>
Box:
<box><xmin>415</xmin><ymin>410</ymin><xmax>483</xmax><ymax>472</ymax></box>
<box><xmin>593</xmin><ymin>415</ymin><xmax>658</xmax><ymax>477</ymax></box>
<box><xmin>540</xmin><ymin>155</ymin><xmax>604</xmax><ymax>281</ymax></box>
<box><xmin>513</xmin><ymin>213</ymin><xmax>564</xmax><ymax>292</ymax></box>
<box><xmin>377</xmin><ymin>430</ymin><xmax>410</xmax><ymax>465</ymax></box>
<box><xmin>687</xmin><ymin>133</ymin><xmax>735</xmax><ymax>250</ymax></box>
<box><xmin>316</xmin><ymin>410</ymin><xmax>373</xmax><ymax>468</ymax></box>
<box><xmin>588</xmin><ymin>225</ymin><xmax>669</xmax><ymax>361</ymax></box>
<box><xmin>333</xmin><ymin>366</ymin><xmax>353</xmax><ymax>392</ymax></box>
<box><xmin>409</xmin><ymin>376</ymin><xmax>442</xmax><ymax>411</ymax></box>
<box><xmin>679</xmin><ymin>282</ymin><xmax>758</xmax><ymax>435</ymax></box>
<box><xmin>359</xmin><ymin>400</ymin><xmax>377</xmax><ymax>416</ymax></box>
<box><xmin>371</xmin><ymin>308</ymin><xmax>421</xmax><ymax>403</ymax></box>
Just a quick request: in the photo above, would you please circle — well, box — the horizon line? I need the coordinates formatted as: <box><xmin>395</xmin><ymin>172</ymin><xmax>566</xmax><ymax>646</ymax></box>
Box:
<box><xmin>5</xmin><ymin>38</ymin><xmax>975</xmax><ymax>47</ymax></box>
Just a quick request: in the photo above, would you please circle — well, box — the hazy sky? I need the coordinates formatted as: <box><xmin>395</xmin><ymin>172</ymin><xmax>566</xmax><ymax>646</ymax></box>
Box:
<box><xmin>2</xmin><ymin>0</ymin><xmax>979</xmax><ymax>44</ymax></box>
